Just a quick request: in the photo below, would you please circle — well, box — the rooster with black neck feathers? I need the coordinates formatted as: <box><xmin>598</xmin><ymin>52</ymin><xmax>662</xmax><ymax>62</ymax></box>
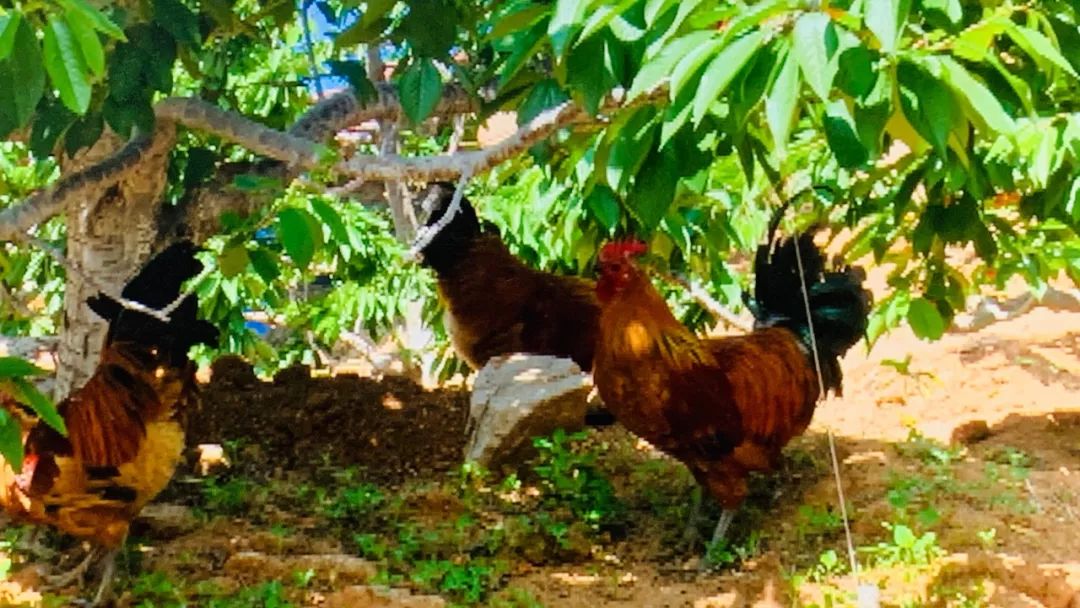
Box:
<box><xmin>591</xmin><ymin>214</ymin><xmax>871</xmax><ymax>556</ymax></box>
<box><xmin>416</xmin><ymin>182</ymin><xmax>614</xmax><ymax>426</ymax></box>
<box><xmin>0</xmin><ymin>241</ymin><xmax>218</xmax><ymax>605</ymax></box>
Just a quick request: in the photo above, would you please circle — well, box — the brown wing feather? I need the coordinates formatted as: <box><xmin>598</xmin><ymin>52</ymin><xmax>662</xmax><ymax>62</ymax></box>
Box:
<box><xmin>438</xmin><ymin>235</ymin><xmax>600</xmax><ymax>370</ymax></box>
<box><xmin>55</xmin><ymin>352</ymin><xmax>161</xmax><ymax>467</ymax></box>
<box><xmin>705</xmin><ymin>328</ymin><xmax>818</xmax><ymax>448</ymax></box>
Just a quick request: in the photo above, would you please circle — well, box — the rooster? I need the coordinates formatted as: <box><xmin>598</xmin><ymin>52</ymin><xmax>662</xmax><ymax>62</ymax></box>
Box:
<box><xmin>0</xmin><ymin>241</ymin><xmax>218</xmax><ymax>605</ymax></box>
<box><xmin>417</xmin><ymin>182</ymin><xmax>613</xmax><ymax>425</ymax></box>
<box><xmin>591</xmin><ymin>219</ymin><xmax>871</xmax><ymax>552</ymax></box>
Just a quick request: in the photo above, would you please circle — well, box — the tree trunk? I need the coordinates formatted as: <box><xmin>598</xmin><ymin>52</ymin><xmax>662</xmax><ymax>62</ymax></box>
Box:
<box><xmin>53</xmin><ymin>127</ymin><xmax>174</xmax><ymax>397</ymax></box>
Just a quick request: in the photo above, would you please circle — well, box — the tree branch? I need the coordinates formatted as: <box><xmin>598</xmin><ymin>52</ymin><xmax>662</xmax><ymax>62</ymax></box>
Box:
<box><xmin>1</xmin><ymin>85</ymin><xmax>662</xmax><ymax>243</ymax></box>
<box><xmin>653</xmin><ymin>269</ymin><xmax>754</xmax><ymax>333</ymax></box>
<box><xmin>0</xmin><ymin>125</ymin><xmax>171</xmax><ymax>242</ymax></box>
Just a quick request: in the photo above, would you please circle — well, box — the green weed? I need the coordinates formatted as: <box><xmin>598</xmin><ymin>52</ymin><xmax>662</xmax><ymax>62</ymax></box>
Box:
<box><xmin>862</xmin><ymin>522</ymin><xmax>944</xmax><ymax>567</ymax></box>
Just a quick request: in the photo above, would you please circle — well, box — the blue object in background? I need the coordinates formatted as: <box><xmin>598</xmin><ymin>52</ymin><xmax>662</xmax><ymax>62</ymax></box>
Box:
<box><xmin>245</xmin><ymin>319</ymin><xmax>271</xmax><ymax>337</ymax></box>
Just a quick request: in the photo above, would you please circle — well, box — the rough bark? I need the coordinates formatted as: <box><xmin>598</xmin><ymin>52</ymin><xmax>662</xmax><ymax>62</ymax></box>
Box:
<box><xmin>55</xmin><ymin>123</ymin><xmax>176</xmax><ymax>395</ymax></box>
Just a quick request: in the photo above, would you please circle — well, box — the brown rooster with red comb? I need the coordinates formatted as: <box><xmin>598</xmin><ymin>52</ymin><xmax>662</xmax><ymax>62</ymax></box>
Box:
<box><xmin>591</xmin><ymin>223</ymin><xmax>871</xmax><ymax>558</ymax></box>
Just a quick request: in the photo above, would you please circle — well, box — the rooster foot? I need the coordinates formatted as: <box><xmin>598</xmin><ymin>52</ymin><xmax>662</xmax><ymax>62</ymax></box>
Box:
<box><xmin>44</xmin><ymin>546</ymin><xmax>100</xmax><ymax>589</ymax></box>
<box><xmin>699</xmin><ymin>509</ymin><xmax>737</xmax><ymax>571</ymax></box>
<box><xmin>87</xmin><ymin>549</ymin><xmax>118</xmax><ymax>607</ymax></box>
<box><xmin>15</xmin><ymin>529</ymin><xmax>57</xmax><ymax>561</ymax></box>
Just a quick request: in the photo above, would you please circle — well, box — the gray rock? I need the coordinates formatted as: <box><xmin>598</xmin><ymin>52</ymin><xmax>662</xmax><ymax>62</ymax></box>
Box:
<box><xmin>324</xmin><ymin>585</ymin><xmax>447</xmax><ymax>608</ymax></box>
<box><xmin>464</xmin><ymin>354</ymin><xmax>591</xmax><ymax>469</ymax></box>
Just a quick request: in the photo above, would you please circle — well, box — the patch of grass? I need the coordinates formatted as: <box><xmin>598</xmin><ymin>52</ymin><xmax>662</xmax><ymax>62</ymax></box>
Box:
<box><xmin>704</xmin><ymin>529</ymin><xmax>763</xmax><ymax>569</ymax></box>
<box><xmin>796</xmin><ymin>504</ymin><xmax>844</xmax><ymax>540</ymax></box>
<box><xmin>323</xmin><ymin>482</ymin><xmax>386</xmax><ymax>522</ymax></box>
<box><xmin>337</xmin><ymin>430</ymin><xmax>628</xmax><ymax>604</ymax></box>
<box><xmin>125</xmin><ymin>572</ymin><xmax>298</xmax><ymax>607</ymax></box>
<box><xmin>532</xmin><ymin>430</ymin><xmax>624</xmax><ymax>532</ymax></box>
<box><xmin>199</xmin><ymin>475</ymin><xmax>262</xmax><ymax>517</ymax></box>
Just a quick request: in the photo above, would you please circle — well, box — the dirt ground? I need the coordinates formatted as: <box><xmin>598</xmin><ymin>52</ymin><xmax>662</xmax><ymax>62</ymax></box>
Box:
<box><xmin>2</xmin><ymin>305</ymin><xmax>1080</xmax><ymax>607</ymax></box>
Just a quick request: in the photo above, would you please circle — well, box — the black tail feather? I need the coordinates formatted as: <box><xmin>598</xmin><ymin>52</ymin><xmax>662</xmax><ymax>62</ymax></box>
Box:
<box><xmin>86</xmin><ymin>241</ymin><xmax>218</xmax><ymax>364</ymax></box>
<box><xmin>747</xmin><ymin>229</ymin><xmax>871</xmax><ymax>395</ymax></box>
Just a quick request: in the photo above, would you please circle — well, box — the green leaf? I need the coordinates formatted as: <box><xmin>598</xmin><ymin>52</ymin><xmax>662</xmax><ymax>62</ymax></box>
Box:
<box><xmin>865</xmin><ymin>0</ymin><xmax>910</xmax><ymax>53</ymax></box>
<box><xmin>0</xmin><ymin>12</ymin><xmax>19</xmax><ymax>60</ymax></box>
<box><xmin>907</xmin><ymin>297</ymin><xmax>946</xmax><ymax>340</ymax></box>
<box><xmin>897</xmin><ymin>59</ymin><xmax>960</xmax><ymax>155</ymax></box>
<box><xmin>218</xmin><ymin>245</ymin><xmax>250</xmax><ymax>278</ymax></box>
<box><xmin>1066</xmin><ymin>176</ymin><xmax>1080</xmax><ymax>222</ymax></box>
<box><xmin>585</xmin><ymin>185</ymin><xmax>621</xmax><ymax>232</ymax></box>
<box><xmin>823</xmin><ymin>100</ymin><xmax>868</xmax><ymax>168</ymax></box>
<box><xmin>1006</xmin><ymin>24</ymin><xmax>1079</xmax><ymax>79</ymax></box>
<box><xmin>335</xmin><ymin>0</ymin><xmax>395</xmax><ymax>47</ymax></box>
<box><xmin>29</xmin><ymin>96</ymin><xmax>76</xmax><ymax>155</ymax></box>
<box><xmin>0</xmin><ymin>356</ymin><xmax>47</xmax><ymax>378</ymax></box>
<box><xmin>952</xmin><ymin>16</ymin><xmax>1008</xmax><ymax>62</ymax></box>
<box><xmin>628</xmin><ymin>145</ymin><xmax>679</xmax><ymax>232</ymax></box>
<box><xmin>567</xmin><ymin>33</ymin><xmax>614</xmax><ymax>115</ymax></box>
<box><xmin>669</xmin><ymin>36</ymin><xmax>722</xmax><ymax>104</ymax></box>
<box><xmin>64</xmin><ymin>111</ymin><xmax>103</xmax><ymax>156</ymax></box>
<box><xmin>792</xmin><ymin>12</ymin><xmax>837</xmax><ymax>100</ymax></box>
<box><xmin>152</xmin><ymin>0</ymin><xmax>200</xmax><ymax>46</ymax></box>
<box><xmin>277</xmin><ymin>208</ymin><xmax>322</xmax><ymax>270</ymax></box>
<box><xmin>691</xmin><ymin>30</ymin><xmax>764</xmax><ymax>125</ymax></box>
<box><xmin>487</xmin><ymin>3</ymin><xmax>547</xmax><ymax>41</ymax></box>
<box><xmin>937</xmin><ymin>56</ymin><xmax>1014</xmax><ymax>135</ymax></box>
<box><xmin>835</xmin><ymin>45</ymin><xmax>877</xmax><ymax>99</ymax></box>
<box><xmin>58</xmin><ymin>0</ymin><xmax>126</xmax><ymax>40</ymax></box>
<box><xmin>44</xmin><ymin>16</ymin><xmax>92</xmax><ymax>114</ymax></box>
<box><xmin>397</xmin><ymin>59</ymin><xmax>443</xmax><ymax>124</ymax></box>
<box><xmin>923</xmin><ymin>0</ymin><xmax>961</xmax><ymax>26</ymax></box>
<box><xmin>548</xmin><ymin>0</ymin><xmax>588</xmax><ymax>57</ymax></box>
<box><xmin>496</xmin><ymin>22</ymin><xmax>545</xmax><ymax>89</ymax></box>
<box><xmin>0</xmin><ymin>409</ymin><xmax>22</xmax><ymax>473</ymax></box>
<box><xmin>629</xmin><ymin>30</ymin><xmax>713</xmax><ymax>99</ymax></box>
<box><xmin>765</xmin><ymin>45</ymin><xmax>799</xmax><ymax>152</ymax></box>
<box><xmin>326</xmin><ymin>59</ymin><xmax>377</xmax><ymax>102</ymax></box>
<box><xmin>103</xmin><ymin>94</ymin><xmax>155</xmax><ymax>138</ymax></box>
<box><xmin>310</xmin><ymin>199</ymin><xmax>350</xmax><ymax>244</ymax></box>
<box><xmin>0</xmin><ymin>18</ymin><xmax>45</xmax><ymax>137</ymax></box>
<box><xmin>9</xmin><ymin>377</ymin><xmax>65</xmax><ymax>435</ymax></box>
<box><xmin>578</xmin><ymin>0</ymin><xmax>636</xmax><ymax>42</ymax></box>
<box><xmin>604</xmin><ymin>106</ymin><xmax>658</xmax><ymax>190</ymax></box>
<box><xmin>854</xmin><ymin>72</ymin><xmax>892</xmax><ymax>157</ymax></box>
<box><xmin>64</xmin><ymin>9</ymin><xmax>105</xmax><ymax>76</ymax></box>
<box><xmin>249</xmin><ymin>248</ymin><xmax>281</xmax><ymax>283</ymax></box>
<box><xmin>1031</xmin><ymin>128</ymin><xmax>1056</xmax><ymax>188</ymax></box>
<box><xmin>608</xmin><ymin>14</ymin><xmax>645</xmax><ymax>42</ymax></box>
<box><xmin>644</xmin><ymin>0</ymin><xmax>678</xmax><ymax>26</ymax></box>
<box><xmin>399</xmin><ymin>0</ymin><xmax>457</xmax><ymax>57</ymax></box>
<box><xmin>518</xmin><ymin>79</ymin><xmax>569</xmax><ymax>124</ymax></box>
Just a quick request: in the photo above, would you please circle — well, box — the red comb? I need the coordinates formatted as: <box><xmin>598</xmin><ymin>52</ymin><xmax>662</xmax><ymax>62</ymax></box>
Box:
<box><xmin>599</xmin><ymin>239</ymin><xmax>648</xmax><ymax>263</ymax></box>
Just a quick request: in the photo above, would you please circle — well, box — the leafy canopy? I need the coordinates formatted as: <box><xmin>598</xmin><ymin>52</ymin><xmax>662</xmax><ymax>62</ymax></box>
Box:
<box><xmin>0</xmin><ymin>0</ymin><xmax>1079</xmax><ymax>373</ymax></box>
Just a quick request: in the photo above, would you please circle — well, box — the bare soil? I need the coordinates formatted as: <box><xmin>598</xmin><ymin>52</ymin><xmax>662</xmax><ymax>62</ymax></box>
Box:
<box><xmin>3</xmin><ymin>308</ymin><xmax>1079</xmax><ymax>607</ymax></box>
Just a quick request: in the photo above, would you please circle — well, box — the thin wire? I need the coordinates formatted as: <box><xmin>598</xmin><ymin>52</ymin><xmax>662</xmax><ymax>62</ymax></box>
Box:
<box><xmin>27</xmin><ymin>236</ymin><xmax>202</xmax><ymax>323</ymax></box>
<box><xmin>407</xmin><ymin>171</ymin><xmax>473</xmax><ymax>260</ymax></box>
<box><xmin>791</xmin><ymin>230</ymin><xmax>862</xmax><ymax>581</ymax></box>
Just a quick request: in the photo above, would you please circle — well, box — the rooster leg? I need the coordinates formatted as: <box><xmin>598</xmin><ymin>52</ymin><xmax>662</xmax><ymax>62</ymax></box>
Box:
<box><xmin>681</xmin><ymin>486</ymin><xmax>704</xmax><ymax>546</ymax></box>
<box><xmin>708</xmin><ymin>509</ymin><xmax>737</xmax><ymax>548</ymax></box>
<box><xmin>88</xmin><ymin>548</ymin><xmax>119</xmax><ymax>607</ymax></box>
<box><xmin>44</xmin><ymin>546</ymin><xmax>100</xmax><ymax>589</ymax></box>
<box><xmin>698</xmin><ymin>509</ymin><xmax>738</xmax><ymax>571</ymax></box>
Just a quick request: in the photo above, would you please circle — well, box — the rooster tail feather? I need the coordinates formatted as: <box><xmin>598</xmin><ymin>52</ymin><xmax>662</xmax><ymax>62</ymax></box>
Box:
<box><xmin>748</xmin><ymin>230</ymin><xmax>871</xmax><ymax>394</ymax></box>
<box><xmin>87</xmin><ymin>241</ymin><xmax>218</xmax><ymax>362</ymax></box>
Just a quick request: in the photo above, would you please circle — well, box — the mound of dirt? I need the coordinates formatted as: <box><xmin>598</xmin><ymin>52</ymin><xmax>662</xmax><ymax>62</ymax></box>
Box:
<box><xmin>188</xmin><ymin>356</ymin><xmax>470</xmax><ymax>484</ymax></box>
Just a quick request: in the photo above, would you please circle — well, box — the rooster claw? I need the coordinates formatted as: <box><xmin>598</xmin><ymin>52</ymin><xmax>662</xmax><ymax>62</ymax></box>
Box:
<box><xmin>44</xmin><ymin>549</ymin><xmax>97</xmax><ymax>590</ymax></box>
